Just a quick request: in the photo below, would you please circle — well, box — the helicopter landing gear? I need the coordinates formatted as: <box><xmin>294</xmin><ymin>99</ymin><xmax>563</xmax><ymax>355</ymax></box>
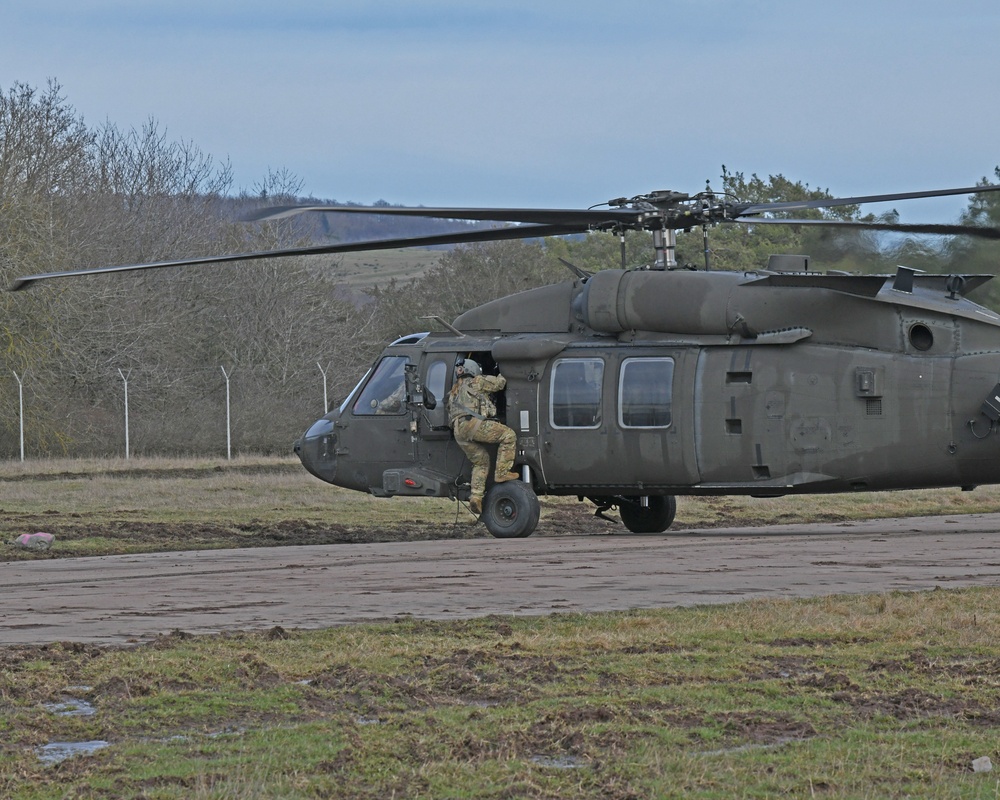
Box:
<box><xmin>618</xmin><ymin>495</ymin><xmax>676</xmax><ymax>534</ymax></box>
<box><xmin>481</xmin><ymin>480</ymin><xmax>540</xmax><ymax>539</ymax></box>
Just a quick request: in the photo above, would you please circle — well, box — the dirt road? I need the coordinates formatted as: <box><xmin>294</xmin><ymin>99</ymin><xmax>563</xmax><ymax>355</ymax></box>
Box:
<box><xmin>4</xmin><ymin>513</ymin><xmax>1000</xmax><ymax>646</ymax></box>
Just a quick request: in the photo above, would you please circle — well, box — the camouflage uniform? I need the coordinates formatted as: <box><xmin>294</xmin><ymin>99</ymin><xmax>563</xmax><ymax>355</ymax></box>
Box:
<box><xmin>375</xmin><ymin>381</ymin><xmax>405</xmax><ymax>414</ymax></box>
<box><xmin>448</xmin><ymin>373</ymin><xmax>517</xmax><ymax>506</ymax></box>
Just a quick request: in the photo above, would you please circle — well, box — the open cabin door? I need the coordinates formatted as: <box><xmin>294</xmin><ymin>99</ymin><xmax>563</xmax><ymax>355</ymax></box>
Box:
<box><xmin>413</xmin><ymin>350</ymin><xmax>474</xmax><ymax>483</ymax></box>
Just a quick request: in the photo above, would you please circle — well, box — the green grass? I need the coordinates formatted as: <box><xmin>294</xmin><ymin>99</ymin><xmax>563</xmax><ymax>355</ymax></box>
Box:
<box><xmin>4</xmin><ymin>590</ymin><xmax>1000</xmax><ymax>798</ymax></box>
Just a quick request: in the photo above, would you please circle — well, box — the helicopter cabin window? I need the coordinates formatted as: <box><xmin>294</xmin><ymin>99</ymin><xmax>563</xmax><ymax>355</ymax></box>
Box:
<box><xmin>354</xmin><ymin>355</ymin><xmax>409</xmax><ymax>415</ymax></box>
<box><xmin>550</xmin><ymin>358</ymin><xmax>604</xmax><ymax>428</ymax></box>
<box><xmin>426</xmin><ymin>360</ymin><xmax>447</xmax><ymax>407</ymax></box>
<box><xmin>421</xmin><ymin>358</ymin><xmax>450</xmax><ymax>428</ymax></box>
<box><xmin>618</xmin><ymin>357</ymin><xmax>674</xmax><ymax>428</ymax></box>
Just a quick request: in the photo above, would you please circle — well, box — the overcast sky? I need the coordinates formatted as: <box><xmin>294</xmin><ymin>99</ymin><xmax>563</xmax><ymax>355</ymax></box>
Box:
<box><xmin>3</xmin><ymin>1</ymin><xmax>998</xmax><ymax>223</ymax></box>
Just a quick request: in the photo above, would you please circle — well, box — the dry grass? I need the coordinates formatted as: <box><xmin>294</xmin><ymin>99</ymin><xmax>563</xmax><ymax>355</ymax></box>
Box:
<box><xmin>2</xmin><ymin>454</ymin><xmax>998</xmax><ymax>523</ymax></box>
<box><xmin>2</xmin><ymin>455</ymin><xmax>1000</xmax><ymax>560</ymax></box>
<box><xmin>333</xmin><ymin>247</ymin><xmax>443</xmax><ymax>288</ymax></box>
<box><xmin>675</xmin><ymin>485</ymin><xmax>1000</xmax><ymax>528</ymax></box>
<box><xmin>0</xmin><ymin>455</ymin><xmax>457</xmax><ymax>526</ymax></box>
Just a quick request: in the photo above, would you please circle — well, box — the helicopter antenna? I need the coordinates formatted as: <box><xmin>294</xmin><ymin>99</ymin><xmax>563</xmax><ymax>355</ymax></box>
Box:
<box><xmin>700</xmin><ymin>180</ymin><xmax>717</xmax><ymax>271</ymax></box>
<box><xmin>557</xmin><ymin>258</ymin><xmax>592</xmax><ymax>279</ymax></box>
<box><xmin>420</xmin><ymin>315</ymin><xmax>466</xmax><ymax>337</ymax></box>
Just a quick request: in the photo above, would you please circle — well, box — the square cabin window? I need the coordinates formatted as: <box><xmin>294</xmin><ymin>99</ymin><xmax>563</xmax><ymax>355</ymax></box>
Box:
<box><xmin>550</xmin><ymin>358</ymin><xmax>604</xmax><ymax>428</ymax></box>
<box><xmin>619</xmin><ymin>357</ymin><xmax>674</xmax><ymax>428</ymax></box>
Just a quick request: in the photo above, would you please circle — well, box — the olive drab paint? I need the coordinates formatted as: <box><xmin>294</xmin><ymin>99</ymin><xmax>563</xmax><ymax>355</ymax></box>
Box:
<box><xmin>296</xmin><ymin>265</ymin><xmax>1000</xmax><ymax>538</ymax></box>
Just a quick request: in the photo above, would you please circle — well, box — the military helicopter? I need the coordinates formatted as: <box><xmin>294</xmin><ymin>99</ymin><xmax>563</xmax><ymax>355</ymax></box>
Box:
<box><xmin>13</xmin><ymin>182</ymin><xmax>1000</xmax><ymax>539</ymax></box>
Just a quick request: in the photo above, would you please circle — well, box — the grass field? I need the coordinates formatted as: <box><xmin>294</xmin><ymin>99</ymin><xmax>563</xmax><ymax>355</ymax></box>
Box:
<box><xmin>2</xmin><ymin>454</ymin><xmax>1000</xmax><ymax>561</ymax></box>
<box><xmin>5</xmin><ymin>592</ymin><xmax>1000</xmax><ymax>798</ymax></box>
<box><xmin>332</xmin><ymin>248</ymin><xmax>443</xmax><ymax>288</ymax></box>
<box><xmin>3</xmin><ymin>457</ymin><xmax>1000</xmax><ymax>798</ymax></box>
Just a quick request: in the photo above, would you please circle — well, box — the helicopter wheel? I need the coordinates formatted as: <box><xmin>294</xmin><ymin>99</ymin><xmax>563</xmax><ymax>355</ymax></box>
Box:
<box><xmin>481</xmin><ymin>480</ymin><xmax>540</xmax><ymax>539</ymax></box>
<box><xmin>618</xmin><ymin>495</ymin><xmax>676</xmax><ymax>534</ymax></box>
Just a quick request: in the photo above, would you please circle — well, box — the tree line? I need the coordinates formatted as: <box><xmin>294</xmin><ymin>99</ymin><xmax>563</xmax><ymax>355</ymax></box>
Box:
<box><xmin>1</xmin><ymin>80</ymin><xmax>997</xmax><ymax>458</ymax></box>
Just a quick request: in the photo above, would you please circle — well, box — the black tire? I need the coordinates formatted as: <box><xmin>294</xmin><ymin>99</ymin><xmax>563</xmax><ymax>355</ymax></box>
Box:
<box><xmin>482</xmin><ymin>480</ymin><xmax>540</xmax><ymax>539</ymax></box>
<box><xmin>619</xmin><ymin>495</ymin><xmax>676</xmax><ymax>534</ymax></box>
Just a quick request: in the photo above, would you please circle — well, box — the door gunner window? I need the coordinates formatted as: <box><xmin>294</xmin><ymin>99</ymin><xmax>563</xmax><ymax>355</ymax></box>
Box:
<box><xmin>423</xmin><ymin>359</ymin><xmax>449</xmax><ymax>428</ymax></box>
<box><xmin>427</xmin><ymin>360</ymin><xmax>447</xmax><ymax>405</ymax></box>
<box><xmin>619</xmin><ymin>357</ymin><xmax>674</xmax><ymax>428</ymax></box>
<box><xmin>550</xmin><ymin>358</ymin><xmax>603</xmax><ymax>428</ymax></box>
<box><xmin>354</xmin><ymin>356</ymin><xmax>408</xmax><ymax>415</ymax></box>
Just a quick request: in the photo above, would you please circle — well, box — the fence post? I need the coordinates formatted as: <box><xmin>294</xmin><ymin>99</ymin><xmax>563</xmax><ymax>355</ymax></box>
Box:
<box><xmin>220</xmin><ymin>366</ymin><xmax>232</xmax><ymax>460</ymax></box>
<box><xmin>317</xmin><ymin>362</ymin><xmax>329</xmax><ymax>413</ymax></box>
<box><xmin>12</xmin><ymin>371</ymin><xmax>24</xmax><ymax>462</ymax></box>
<box><xmin>118</xmin><ymin>368</ymin><xmax>131</xmax><ymax>460</ymax></box>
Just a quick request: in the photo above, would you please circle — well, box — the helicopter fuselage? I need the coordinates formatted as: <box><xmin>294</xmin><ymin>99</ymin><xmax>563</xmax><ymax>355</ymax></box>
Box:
<box><xmin>295</xmin><ymin>265</ymin><xmax>1000</xmax><ymax>534</ymax></box>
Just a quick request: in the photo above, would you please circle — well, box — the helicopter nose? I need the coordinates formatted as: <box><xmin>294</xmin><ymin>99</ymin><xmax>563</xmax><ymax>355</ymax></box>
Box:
<box><xmin>296</xmin><ymin>414</ymin><xmax>338</xmax><ymax>483</ymax></box>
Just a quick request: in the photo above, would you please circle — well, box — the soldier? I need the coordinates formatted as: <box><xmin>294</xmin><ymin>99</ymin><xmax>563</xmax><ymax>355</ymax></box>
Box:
<box><xmin>447</xmin><ymin>358</ymin><xmax>518</xmax><ymax>515</ymax></box>
<box><xmin>374</xmin><ymin>380</ymin><xmax>405</xmax><ymax>414</ymax></box>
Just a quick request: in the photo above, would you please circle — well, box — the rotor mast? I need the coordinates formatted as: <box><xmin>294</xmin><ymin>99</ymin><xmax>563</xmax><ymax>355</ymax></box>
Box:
<box><xmin>652</xmin><ymin>228</ymin><xmax>677</xmax><ymax>270</ymax></box>
<box><xmin>612</xmin><ymin>189</ymin><xmax>691</xmax><ymax>271</ymax></box>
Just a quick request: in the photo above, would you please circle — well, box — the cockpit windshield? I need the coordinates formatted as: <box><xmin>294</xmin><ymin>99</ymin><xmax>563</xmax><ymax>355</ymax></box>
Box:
<box><xmin>353</xmin><ymin>356</ymin><xmax>409</xmax><ymax>415</ymax></box>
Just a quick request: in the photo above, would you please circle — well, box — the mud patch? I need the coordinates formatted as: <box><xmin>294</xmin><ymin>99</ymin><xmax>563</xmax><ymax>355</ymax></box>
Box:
<box><xmin>713</xmin><ymin>711</ymin><xmax>818</xmax><ymax>744</ymax></box>
<box><xmin>841</xmin><ymin>687</ymin><xmax>978</xmax><ymax>721</ymax></box>
<box><xmin>1</xmin><ymin>516</ymin><xmax>491</xmax><ymax>560</ymax></box>
<box><xmin>307</xmin><ymin>663</ymin><xmax>435</xmax><ymax>714</ymax></box>
<box><xmin>868</xmin><ymin>650</ymin><xmax>1000</xmax><ymax>681</ymax></box>
<box><xmin>2</xmin><ymin>498</ymin><xmax>631</xmax><ymax>562</ymax></box>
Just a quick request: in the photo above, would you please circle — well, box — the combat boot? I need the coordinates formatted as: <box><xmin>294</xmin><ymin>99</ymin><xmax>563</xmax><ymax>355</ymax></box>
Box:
<box><xmin>495</xmin><ymin>471</ymin><xmax>520</xmax><ymax>483</ymax></box>
<box><xmin>469</xmin><ymin>496</ymin><xmax>483</xmax><ymax>515</ymax></box>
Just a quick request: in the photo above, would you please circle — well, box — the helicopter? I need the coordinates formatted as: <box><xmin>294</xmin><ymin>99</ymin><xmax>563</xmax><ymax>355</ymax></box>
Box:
<box><xmin>13</xmin><ymin>182</ymin><xmax>1000</xmax><ymax>539</ymax></box>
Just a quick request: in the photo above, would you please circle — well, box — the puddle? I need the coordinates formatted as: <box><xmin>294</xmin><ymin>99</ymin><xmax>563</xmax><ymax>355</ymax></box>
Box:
<box><xmin>44</xmin><ymin>698</ymin><xmax>97</xmax><ymax>717</ymax></box>
<box><xmin>206</xmin><ymin>727</ymin><xmax>244</xmax><ymax>739</ymax></box>
<box><xmin>355</xmin><ymin>716</ymin><xmax>383</xmax><ymax>726</ymax></box>
<box><xmin>149</xmin><ymin>731</ymin><xmax>238</xmax><ymax>744</ymax></box>
<box><xmin>36</xmin><ymin>740</ymin><xmax>110</xmax><ymax>765</ymax></box>
<box><xmin>530</xmin><ymin>755</ymin><xmax>587</xmax><ymax>769</ymax></box>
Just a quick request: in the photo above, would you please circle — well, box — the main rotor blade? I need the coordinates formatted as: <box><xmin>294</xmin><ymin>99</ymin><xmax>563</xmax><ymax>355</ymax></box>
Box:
<box><xmin>737</xmin><ymin>184</ymin><xmax>1000</xmax><ymax>216</ymax></box>
<box><xmin>248</xmin><ymin>184</ymin><xmax>1000</xmax><ymax>230</ymax></box>
<box><xmin>738</xmin><ymin>217</ymin><xmax>1000</xmax><ymax>239</ymax></box>
<box><xmin>10</xmin><ymin>223</ymin><xmax>588</xmax><ymax>291</ymax></box>
<box><xmin>245</xmin><ymin>204</ymin><xmax>641</xmax><ymax>227</ymax></box>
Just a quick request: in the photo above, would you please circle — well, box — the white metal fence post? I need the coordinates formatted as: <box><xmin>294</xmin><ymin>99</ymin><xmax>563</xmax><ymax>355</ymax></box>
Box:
<box><xmin>220</xmin><ymin>366</ymin><xmax>232</xmax><ymax>460</ymax></box>
<box><xmin>12</xmin><ymin>371</ymin><xmax>24</xmax><ymax>462</ymax></box>
<box><xmin>118</xmin><ymin>368</ymin><xmax>131</xmax><ymax>460</ymax></box>
<box><xmin>317</xmin><ymin>361</ymin><xmax>329</xmax><ymax>412</ymax></box>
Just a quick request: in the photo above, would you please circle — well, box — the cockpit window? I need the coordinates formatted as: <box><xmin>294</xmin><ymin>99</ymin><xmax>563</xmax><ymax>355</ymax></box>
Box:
<box><xmin>339</xmin><ymin>368</ymin><xmax>371</xmax><ymax>413</ymax></box>
<box><xmin>354</xmin><ymin>356</ymin><xmax>408</xmax><ymax>415</ymax></box>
